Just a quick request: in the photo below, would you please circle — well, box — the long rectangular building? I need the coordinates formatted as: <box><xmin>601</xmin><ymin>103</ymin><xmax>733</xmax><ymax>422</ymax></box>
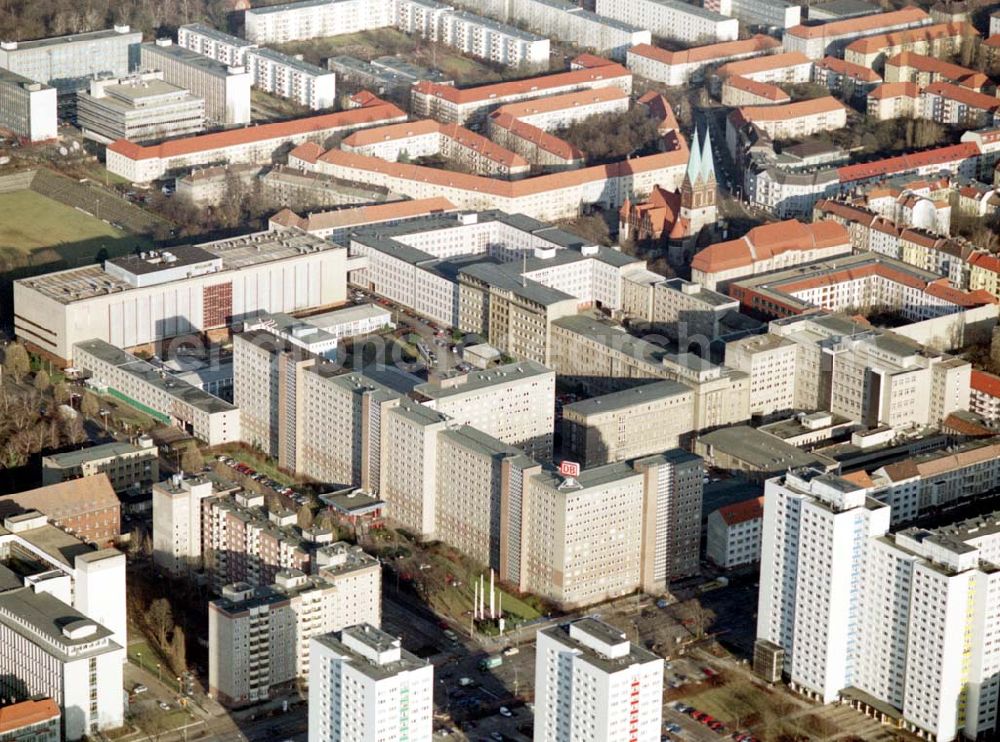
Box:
<box><xmin>14</xmin><ymin>234</ymin><xmax>348</xmax><ymax>363</ymax></box>
<box><xmin>595</xmin><ymin>0</ymin><xmax>738</xmax><ymax>44</ymax></box>
<box><xmin>781</xmin><ymin>6</ymin><xmax>931</xmax><ymax>58</ymax></box>
<box><xmin>0</xmin><ymin>26</ymin><xmax>142</xmax><ymax>97</ymax></box>
<box><xmin>105</xmin><ymin>97</ymin><xmax>407</xmax><ymax>181</ymax></box>
<box><xmin>74</xmin><ymin>339</ymin><xmax>240</xmax><ymax>445</ymax></box>
<box><xmin>410</xmin><ymin>58</ymin><xmax>632</xmax><ymax>125</ymax></box>
<box><xmin>140</xmin><ymin>40</ymin><xmax>251</xmax><ymax>125</ymax></box>
<box><xmin>0</xmin><ymin>68</ymin><xmax>56</xmax><ymax>141</ymax></box>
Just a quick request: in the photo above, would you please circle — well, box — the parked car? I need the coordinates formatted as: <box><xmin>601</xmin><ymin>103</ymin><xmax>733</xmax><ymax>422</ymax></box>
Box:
<box><xmin>499</xmin><ymin>707</ymin><xmax>512</xmax><ymax>718</ymax></box>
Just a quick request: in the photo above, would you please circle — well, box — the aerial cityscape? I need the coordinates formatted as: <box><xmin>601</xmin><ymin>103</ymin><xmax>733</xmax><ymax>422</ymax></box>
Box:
<box><xmin>2</xmin><ymin>0</ymin><xmax>1000</xmax><ymax>741</ymax></box>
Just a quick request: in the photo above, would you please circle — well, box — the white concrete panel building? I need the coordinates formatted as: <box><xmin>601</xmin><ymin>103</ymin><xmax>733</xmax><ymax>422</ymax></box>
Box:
<box><xmin>74</xmin><ymin>340</ymin><xmax>240</xmax><ymax>445</ymax></box>
<box><xmin>140</xmin><ymin>39</ymin><xmax>250</xmax><ymax>125</ymax></box>
<box><xmin>209</xmin><ymin>545</ymin><xmax>381</xmax><ymax>707</ymax></box>
<box><xmin>414</xmin><ymin>361</ymin><xmax>555</xmax><ymax>461</ymax></box>
<box><xmin>152</xmin><ymin>474</ymin><xmax>214</xmax><ymax>575</ymax></box>
<box><xmin>76</xmin><ymin>71</ymin><xmax>205</xmax><ymax>144</ymax></box>
<box><xmin>246</xmin><ymin>48</ymin><xmax>336</xmax><ymax>109</ymax></box>
<box><xmin>596</xmin><ymin>0</ymin><xmax>738</xmax><ymax>43</ymax></box>
<box><xmin>534</xmin><ymin>618</ymin><xmax>663</xmax><ymax>742</ymax></box>
<box><xmin>0</xmin><ymin>69</ymin><xmax>56</xmax><ymax>141</ymax></box>
<box><xmin>245</xmin><ymin>0</ymin><xmax>394</xmax><ymax>44</ymax></box>
<box><xmin>308</xmin><ymin>625</ymin><xmax>434</xmax><ymax>742</ymax></box>
<box><xmin>14</xmin><ymin>234</ymin><xmax>349</xmax><ymax>363</ymax></box>
<box><xmin>0</xmin><ymin>588</ymin><xmax>124</xmax><ymax>741</ymax></box>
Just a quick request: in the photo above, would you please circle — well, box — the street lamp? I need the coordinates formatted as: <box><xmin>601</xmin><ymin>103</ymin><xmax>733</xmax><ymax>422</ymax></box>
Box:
<box><xmin>157</xmin><ymin>662</ymin><xmax>161</xmax><ymax>682</ymax></box>
<box><xmin>137</xmin><ymin>650</ymin><xmax>142</xmax><ymax>670</ymax></box>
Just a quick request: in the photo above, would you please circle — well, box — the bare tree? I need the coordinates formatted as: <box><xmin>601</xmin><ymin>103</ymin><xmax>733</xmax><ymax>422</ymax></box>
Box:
<box><xmin>147</xmin><ymin>598</ymin><xmax>174</xmax><ymax>652</ymax></box>
<box><xmin>180</xmin><ymin>446</ymin><xmax>203</xmax><ymax>473</ymax></box>
<box><xmin>80</xmin><ymin>391</ymin><xmax>100</xmax><ymax>419</ymax></box>
<box><xmin>3</xmin><ymin>343</ymin><xmax>29</xmax><ymax>384</ymax></box>
<box><xmin>170</xmin><ymin>625</ymin><xmax>187</xmax><ymax>675</ymax></box>
<box><xmin>33</xmin><ymin>368</ymin><xmax>50</xmax><ymax>394</ymax></box>
<box><xmin>297</xmin><ymin>503</ymin><xmax>315</xmax><ymax>530</ymax></box>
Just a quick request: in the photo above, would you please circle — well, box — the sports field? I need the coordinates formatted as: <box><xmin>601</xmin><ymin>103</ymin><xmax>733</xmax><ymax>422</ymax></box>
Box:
<box><xmin>0</xmin><ymin>189</ymin><xmax>123</xmax><ymax>252</ymax></box>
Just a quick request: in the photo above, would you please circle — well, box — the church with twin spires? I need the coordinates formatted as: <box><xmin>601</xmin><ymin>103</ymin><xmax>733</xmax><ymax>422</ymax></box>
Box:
<box><xmin>619</xmin><ymin>125</ymin><xmax>718</xmax><ymax>262</ymax></box>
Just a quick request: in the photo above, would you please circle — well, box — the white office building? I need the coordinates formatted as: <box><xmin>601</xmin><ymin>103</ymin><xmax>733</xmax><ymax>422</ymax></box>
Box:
<box><xmin>413</xmin><ymin>361</ymin><xmax>555</xmax><ymax>461</ymax></box>
<box><xmin>152</xmin><ymin>474</ymin><xmax>214</xmax><ymax>575</ymax></box>
<box><xmin>596</xmin><ymin>0</ymin><xmax>738</xmax><ymax>43</ymax></box>
<box><xmin>76</xmin><ymin>71</ymin><xmax>205</xmax><ymax>144</ymax></box>
<box><xmin>308</xmin><ymin>624</ymin><xmax>434</xmax><ymax>742</ymax></box>
<box><xmin>209</xmin><ymin>545</ymin><xmax>381</xmax><ymax>707</ymax></box>
<box><xmin>534</xmin><ymin>617</ymin><xmax>664</xmax><ymax>742</ymax></box>
<box><xmin>758</xmin><ymin>469</ymin><xmax>1000</xmax><ymax>741</ymax></box>
<box><xmin>14</xmin><ymin>233</ymin><xmax>349</xmax><ymax>363</ymax></box>
<box><xmin>74</xmin><ymin>340</ymin><xmax>240</xmax><ymax>446</ymax></box>
<box><xmin>0</xmin><ymin>587</ymin><xmax>124</xmax><ymax>741</ymax></box>
<box><xmin>0</xmin><ymin>26</ymin><xmax>142</xmax><ymax>98</ymax></box>
<box><xmin>0</xmin><ymin>69</ymin><xmax>56</xmax><ymax>141</ymax></box>
<box><xmin>140</xmin><ymin>39</ymin><xmax>251</xmax><ymax>125</ymax></box>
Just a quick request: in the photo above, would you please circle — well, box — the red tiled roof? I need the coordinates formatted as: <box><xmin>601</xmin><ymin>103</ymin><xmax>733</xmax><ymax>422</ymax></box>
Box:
<box><xmin>717</xmin><ymin>496</ymin><xmax>764</xmax><ymax>526</ymax></box>
<box><xmin>637</xmin><ymin>91</ymin><xmax>681</xmax><ymax>132</ymax></box>
<box><xmin>493</xmin><ymin>87</ymin><xmax>628</xmax><ymax>120</ymax></box>
<box><xmin>489</xmin><ymin>112</ymin><xmax>583</xmax><ymax>160</ymax></box>
<box><xmin>922</xmin><ymin>81</ymin><xmax>1000</xmax><ymax>111</ymax></box>
<box><xmin>925</xmin><ymin>279</ymin><xmax>998</xmax><ymax>306</ymax></box>
<box><xmin>886</xmin><ymin>51</ymin><xmax>986</xmax><ymax>89</ymax></box>
<box><xmin>971</xmin><ymin>369</ymin><xmax>1000</xmax><ymax>398</ymax></box>
<box><xmin>969</xmin><ymin>250</ymin><xmax>1000</xmax><ymax>274</ymax></box>
<box><xmin>691</xmin><ymin>219</ymin><xmax>849</xmax><ymax>273</ymax></box>
<box><xmin>723</xmin><ymin>76</ymin><xmax>790</xmax><ymax>102</ymax></box>
<box><xmin>287</xmin><ymin>140</ymin><xmax>323</xmax><ymax>164</ymax></box>
<box><xmin>411</xmin><ymin>64</ymin><xmax>630</xmax><ymax>105</ymax></box>
<box><xmin>343</xmin><ymin>119</ymin><xmax>529</xmax><ymax>168</ymax></box>
<box><xmin>735</xmin><ymin>95</ymin><xmax>845</xmax><ymax>123</ymax></box>
<box><xmin>836</xmin><ymin>142</ymin><xmax>979</xmax><ymax>182</ymax></box>
<box><xmin>628</xmin><ymin>36</ymin><xmax>779</xmax><ymax>66</ymax></box>
<box><xmin>845</xmin><ymin>22</ymin><xmax>975</xmax><ymax>55</ymax></box>
<box><xmin>109</xmin><ymin>102</ymin><xmax>407</xmax><ymax>161</ymax></box>
<box><xmin>814</xmin><ymin>56</ymin><xmax>883</xmax><ymax>83</ymax></box>
<box><xmin>571</xmin><ymin>53</ymin><xmax>617</xmax><ymax>69</ymax></box>
<box><xmin>0</xmin><ymin>699</ymin><xmax>59</xmax><ymax>733</ymax></box>
<box><xmin>716</xmin><ymin>51</ymin><xmax>811</xmax><ymax>79</ymax></box>
<box><xmin>786</xmin><ymin>6</ymin><xmax>929</xmax><ymax>40</ymax></box>
<box><xmin>314</xmin><ymin>142</ymin><xmax>689</xmax><ymax>199</ymax></box>
<box><xmin>841</xmin><ymin>470</ymin><xmax>875</xmax><ymax>488</ymax></box>
<box><xmin>868</xmin><ymin>81</ymin><xmax>919</xmax><ymax>100</ymax></box>
<box><xmin>272</xmin><ymin>197</ymin><xmax>457</xmax><ymax>232</ymax></box>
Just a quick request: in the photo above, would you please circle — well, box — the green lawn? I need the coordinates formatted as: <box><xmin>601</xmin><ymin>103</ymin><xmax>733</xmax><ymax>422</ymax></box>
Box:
<box><xmin>0</xmin><ymin>189</ymin><xmax>123</xmax><ymax>252</ymax></box>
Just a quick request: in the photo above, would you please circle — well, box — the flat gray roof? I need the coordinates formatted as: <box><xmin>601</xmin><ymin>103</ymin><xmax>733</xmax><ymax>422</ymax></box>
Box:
<box><xmin>564</xmin><ymin>379</ymin><xmax>691</xmax><ymax>417</ymax></box>
<box><xmin>313</xmin><ymin>626</ymin><xmax>429</xmax><ymax>681</ymax></box>
<box><xmin>0</xmin><ymin>27</ymin><xmax>141</xmax><ymax>52</ymax></box>
<box><xmin>180</xmin><ymin>23</ymin><xmax>255</xmax><ymax>48</ymax></box>
<box><xmin>699</xmin><ymin>426</ymin><xmax>836</xmax><ymax>471</ymax></box>
<box><xmin>142</xmin><ymin>42</ymin><xmax>238</xmax><ymax>78</ymax></box>
<box><xmin>540</xmin><ymin>618</ymin><xmax>660</xmax><ymax>674</ymax></box>
<box><xmin>0</xmin><ymin>587</ymin><xmax>116</xmax><ymax>661</ymax></box>
<box><xmin>43</xmin><ymin>440</ymin><xmax>154</xmax><ymax>468</ymax></box>
<box><xmin>75</xmin><ymin>338</ymin><xmax>237</xmax><ymax>416</ymax></box>
<box><xmin>251</xmin><ymin>47</ymin><xmax>332</xmax><ymax>76</ymax></box>
<box><xmin>414</xmin><ymin>361</ymin><xmax>551</xmax><ymax>400</ymax></box>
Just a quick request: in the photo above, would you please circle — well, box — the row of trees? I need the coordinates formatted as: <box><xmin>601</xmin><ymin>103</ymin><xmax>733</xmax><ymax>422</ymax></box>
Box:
<box><xmin>0</xmin><ymin>0</ymin><xmax>236</xmax><ymax>41</ymax></box>
<box><xmin>0</xmin><ymin>343</ymin><xmax>103</xmax><ymax>469</ymax></box>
